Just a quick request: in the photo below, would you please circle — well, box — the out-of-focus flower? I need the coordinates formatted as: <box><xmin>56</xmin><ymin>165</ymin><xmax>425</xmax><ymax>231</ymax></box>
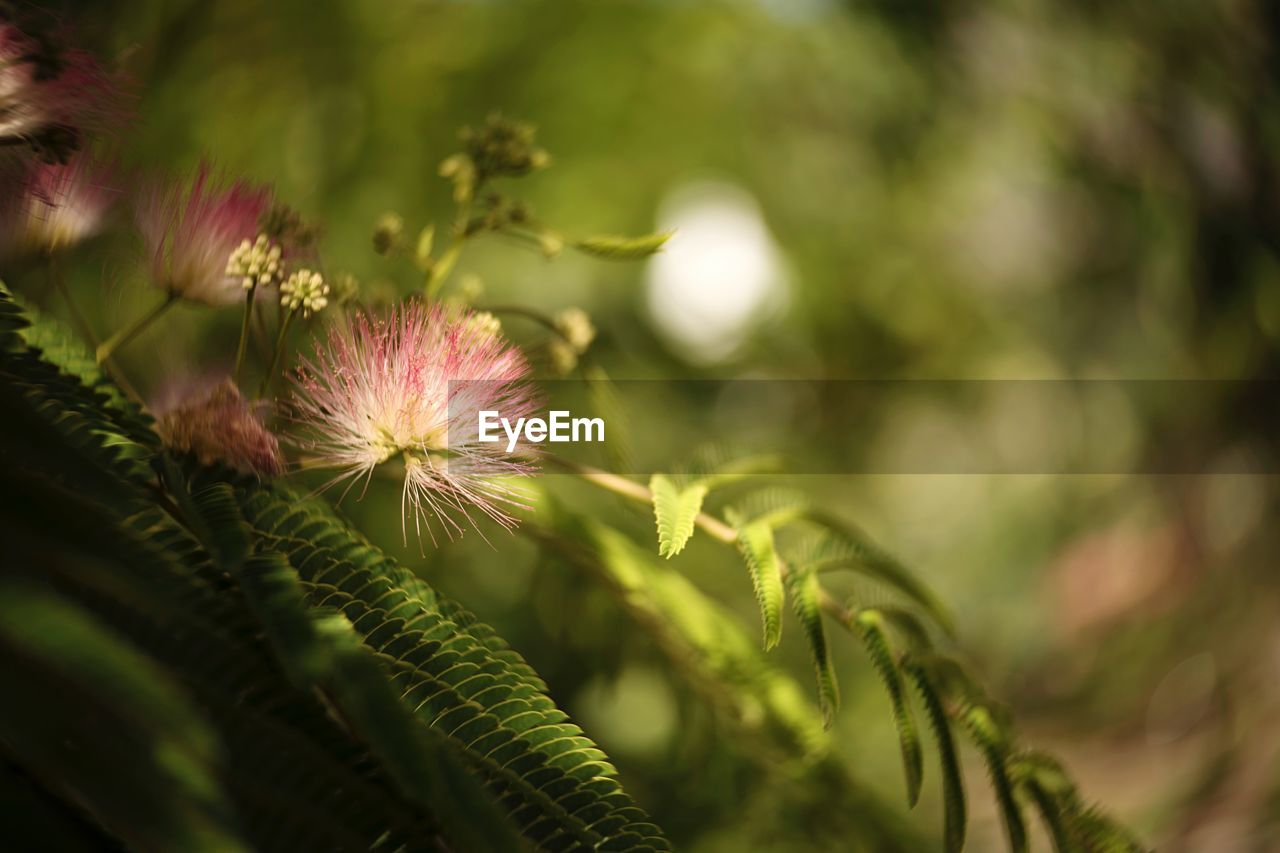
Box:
<box><xmin>226</xmin><ymin>233</ymin><xmax>283</xmax><ymax>292</ymax></box>
<box><xmin>279</xmin><ymin>268</ymin><xmax>328</xmax><ymax>317</ymax></box>
<box><xmin>290</xmin><ymin>302</ymin><xmax>538</xmax><ymax>542</ymax></box>
<box><xmin>548</xmin><ymin>306</ymin><xmax>596</xmax><ymax>375</ymax></box>
<box><xmin>465</xmin><ymin>310</ymin><xmax>501</xmax><ymax>340</ymax></box>
<box><xmin>4</xmin><ymin>153</ymin><xmax>119</xmax><ymax>253</ymax></box>
<box><xmin>372</xmin><ymin>212</ymin><xmax>403</xmax><ymax>254</ymax></box>
<box><xmin>0</xmin><ymin>17</ymin><xmax>123</xmax><ymax>162</ymax></box>
<box><xmin>136</xmin><ymin>163</ymin><xmax>273</xmax><ymax>306</ymax></box>
<box><xmin>329</xmin><ymin>271</ymin><xmax>360</xmax><ymax>306</ymax></box>
<box><xmin>153</xmin><ymin>377</ymin><xmax>284</xmax><ymax>477</ymax></box>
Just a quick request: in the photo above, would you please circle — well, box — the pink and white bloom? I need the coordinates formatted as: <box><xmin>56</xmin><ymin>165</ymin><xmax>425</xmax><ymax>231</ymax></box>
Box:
<box><xmin>6</xmin><ymin>153</ymin><xmax>120</xmax><ymax>252</ymax></box>
<box><xmin>135</xmin><ymin>163</ymin><xmax>273</xmax><ymax>306</ymax></box>
<box><xmin>1</xmin><ymin>20</ymin><xmax>122</xmax><ymax>160</ymax></box>
<box><xmin>152</xmin><ymin>376</ymin><xmax>284</xmax><ymax>477</ymax></box>
<box><xmin>290</xmin><ymin>302</ymin><xmax>539</xmax><ymax>543</ymax></box>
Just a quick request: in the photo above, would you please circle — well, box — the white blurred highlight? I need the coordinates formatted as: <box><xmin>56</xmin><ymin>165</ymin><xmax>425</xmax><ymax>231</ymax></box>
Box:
<box><xmin>645</xmin><ymin>181</ymin><xmax>788</xmax><ymax>364</ymax></box>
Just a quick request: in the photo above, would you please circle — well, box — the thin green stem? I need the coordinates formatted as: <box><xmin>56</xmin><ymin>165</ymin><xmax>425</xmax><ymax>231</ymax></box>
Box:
<box><xmin>424</xmin><ymin>237</ymin><xmax>464</xmax><ymax>300</ymax></box>
<box><xmin>96</xmin><ymin>293</ymin><xmax>178</xmax><ymax>364</ymax></box>
<box><xmin>258</xmin><ymin>308</ymin><xmax>296</xmax><ymax>397</ymax></box>
<box><xmin>423</xmin><ymin>195</ymin><xmax>474</xmax><ymax>300</ymax></box>
<box><xmin>47</xmin><ymin>257</ymin><xmax>142</xmax><ymax>403</ymax></box>
<box><xmin>234</xmin><ymin>284</ymin><xmax>257</xmax><ymax>382</ymax></box>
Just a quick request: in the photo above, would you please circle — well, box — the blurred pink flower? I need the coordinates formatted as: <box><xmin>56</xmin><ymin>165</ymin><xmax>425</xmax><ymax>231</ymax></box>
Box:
<box><xmin>136</xmin><ymin>163</ymin><xmax>273</xmax><ymax>306</ymax></box>
<box><xmin>5</xmin><ymin>153</ymin><xmax>120</xmax><ymax>252</ymax></box>
<box><xmin>152</xmin><ymin>376</ymin><xmax>284</xmax><ymax>477</ymax></box>
<box><xmin>290</xmin><ymin>302</ymin><xmax>538</xmax><ymax>543</ymax></box>
<box><xmin>0</xmin><ymin>19</ymin><xmax>124</xmax><ymax>161</ymax></box>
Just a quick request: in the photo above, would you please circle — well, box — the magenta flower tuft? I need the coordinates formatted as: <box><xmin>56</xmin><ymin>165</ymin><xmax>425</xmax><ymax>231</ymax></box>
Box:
<box><xmin>0</xmin><ymin>19</ymin><xmax>124</xmax><ymax>160</ymax></box>
<box><xmin>290</xmin><ymin>302</ymin><xmax>539</xmax><ymax>543</ymax></box>
<box><xmin>152</xmin><ymin>377</ymin><xmax>284</xmax><ymax>477</ymax></box>
<box><xmin>5</xmin><ymin>153</ymin><xmax>120</xmax><ymax>253</ymax></box>
<box><xmin>136</xmin><ymin>162</ymin><xmax>274</xmax><ymax>306</ymax></box>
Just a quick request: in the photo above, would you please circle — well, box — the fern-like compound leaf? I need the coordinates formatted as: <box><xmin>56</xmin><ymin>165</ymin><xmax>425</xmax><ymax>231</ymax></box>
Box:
<box><xmin>786</xmin><ymin>567</ymin><xmax>839</xmax><ymax>728</ymax></box>
<box><xmin>964</xmin><ymin>705</ymin><xmax>1027</xmax><ymax>853</ymax></box>
<box><xmin>731</xmin><ymin>516</ymin><xmax>786</xmax><ymax>650</ymax></box>
<box><xmin>855</xmin><ymin>609</ymin><xmax>924</xmax><ymax>808</ymax></box>
<box><xmin>905</xmin><ymin>660</ymin><xmax>967</xmax><ymax>852</ymax></box>
<box><xmin>649</xmin><ymin>473</ymin><xmax>708</xmax><ymax>558</ymax></box>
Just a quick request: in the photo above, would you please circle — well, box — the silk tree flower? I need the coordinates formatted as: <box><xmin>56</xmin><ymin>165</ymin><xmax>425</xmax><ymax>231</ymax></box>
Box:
<box><xmin>152</xmin><ymin>377</ymin><xmax>284</xmax><ymax>477</ymax></box>
<box><xmin>290</xmin><ymin>302</ymin><xmax>539</xmax><ymax>543</ymax></box>
<box><xmin>135</xmin><ymin>163</ymin><xmax>274</xmax><ymax>306</ymax></box>
<box><xmin>5</xmin><ymin>153</ymin><xmax>120</xmax><ymax>252</ymax></box>
<box><xmin>0</xmin><ymin>19</ymin><xmax>122</xmax><ymax>161</ymax></box>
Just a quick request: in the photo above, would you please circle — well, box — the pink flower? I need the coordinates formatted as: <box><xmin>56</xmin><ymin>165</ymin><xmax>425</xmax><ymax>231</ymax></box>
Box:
<box><xmin>290</xmin><ymin>302</ymin><xmax>539</xmax><ymax>543</ymax></box>
<box><xmin>153</xmin><ymin>377</ymin><xmax>284</xmax><ymax>477</ymax></box>
<box><xmin>0</xmin><ymin>19</ymin><xmax>124</xmax><ymax>161</ymax></box>
<box><xmin>5</xmin><ymin>153</ymin><xmax>120</xmax><ymax>252</ymax></box>
<box><xmin>136</xmin><ymin>162</ymin><xmax>273</xmax><ymax>306</ymax></box>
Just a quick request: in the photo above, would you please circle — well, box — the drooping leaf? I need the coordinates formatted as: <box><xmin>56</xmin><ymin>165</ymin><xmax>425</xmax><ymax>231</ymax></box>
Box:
<box><xmin>855</xmin><ymin>609</ymin><xmax>924</xmax><ymax>807</ymax></box>
<box><xmin>730</xmin><ymin>514</ymin><xmax>786</xmax><ymax>651</ymax></box>
<box><xmin>786</xmin><ymin>567</ymin><xmax>839</xmax><ymax>728</ymax></box>
<box><xmin>963</xmin><ymin>705</ymin><xmax>1027</xmax><ymax>853</ymax></box>
<box><xmin>904</xmin><ymin>660</ymin><xmax>966</xmax><ymax>853</ymax></box>
<box><xmin>649</xmin><ymin>473</ymin><xmax>708</xmax><ymax>558</ymax></box>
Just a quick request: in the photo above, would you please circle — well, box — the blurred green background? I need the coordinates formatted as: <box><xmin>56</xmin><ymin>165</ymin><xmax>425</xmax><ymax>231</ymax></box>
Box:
<box><xmin>10</xmin><ymin>0</ymin><xmax>1280</xmax><ymax>849</ymax></box>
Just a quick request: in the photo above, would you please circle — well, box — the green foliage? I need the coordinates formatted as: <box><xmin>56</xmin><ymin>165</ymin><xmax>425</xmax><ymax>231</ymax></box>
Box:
<box><xmin>0</xmin><ymin>585</ymin><xmax>248</xmax><ymax>852</ymax></box>
<box><xmin>648</xmin><ymin>473</ymin><xmax>708</xmax><ymax>558</ymax></box>
<box><xmin>786</xmin><ymin>567</ymin><xmax>839</xmax><ymax>728</ymax></box>
<box><xmin>530</xmin><ymin>505</ymin><xmax>829</xmax><ymax>764</ymax></box>
<box><xmin>729</xmin><ymin>513</ymin><xmax>787</xmax><ymax>651</ymax></box>
<box><xmin>0</xmin><ymin>281</ymin><xmax>1142</xmax><ymax>850</ymax></box>
<box><xmin>571</xmin><ymin>232</ymin><xmax>673</xmax><ymax>260</ymax></box>
<box><xmin>855</xmin><ymin>609</ymin><xmax>924</xmax><ymax>808</ymax></box>
<box><xmin>904</xmin><ymin>661</ymin><xmax>967</xmax><ymax>853</ymax></box>
<box><xmin>0</xmin><ymin>284</ymin><xmax>669</xmax><ymax>852</ymax></box>
<box><xmin>963</xmin><ymin>706</ymin><xmax>1027</xmax><ymax>853</ymax></box>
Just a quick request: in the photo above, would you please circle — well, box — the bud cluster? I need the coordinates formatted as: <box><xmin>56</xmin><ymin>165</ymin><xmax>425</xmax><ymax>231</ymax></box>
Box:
<box><xmin>226</xmin><ymin>233</ymin><xmax>283</xmax><ymax>291</ymax></box>
<box><xmin>549</xmin><ymin>307</ymin><xmax>596</xmax><ymax>375</ymax></box>
<box><xmin>280</xmin><ymin>268</ymin><xmax>329</xmax><ymax>317</ymax></box>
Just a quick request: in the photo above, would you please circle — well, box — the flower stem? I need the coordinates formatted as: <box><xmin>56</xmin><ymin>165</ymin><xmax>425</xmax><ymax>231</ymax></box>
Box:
<box><xmin>258</xmin><ymin>308</ymin><xmax>296</xmax><ymax>397</ymax></box>
<box><xmin>423</xmin><ymin>196</ymin><xmax>473</xmax><ymax>300</ymax></box>
<box><xmin>48</xmin><ymin>257</ymin><xmax>142</xmax><ymax>403</ymax></box>
<box><xmin>234</xmin><ymin>284</ymin><xmax>257</xmax><ymax>382</ymax></box>
<box><xmin>424</xmin><ymin>238</ymin><xmax>464</xmax><ymax>300</ymax></box>
<box><xmin>96</xmin><ymin>293</ymin><xmax>178</xmax><ymax>364</ymax></box>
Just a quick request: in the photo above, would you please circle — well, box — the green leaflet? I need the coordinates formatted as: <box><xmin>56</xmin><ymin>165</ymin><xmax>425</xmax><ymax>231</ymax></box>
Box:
<box><xmin>904</xmin><ymin>661</ymin><xmax>966</xmax><ymax>853</ymax></box>
<box><xmin>785</xmin><ymin>567</ymin><xmax>839</xmax><ymax>728</ymax></box>
<box><xmin>732</xmin><ymin>517</ymin><xmax>786</xmax><ymax>651</ymax></box>
<box><xmin>805</xmin><ymin>514</ymin><xmax>954</xmax><ymax>636</ymax></box>
<box><xmin>0</xmin><ymin>289</ymin><xmax>670</xmax><ymax>853</ymax></box>
<box><xmin>964</xmin><ymin>705</ymin><xmax>1027</xmax><ymax>853</ymax></box>
<box><xmin>649</xmin><ymin>473</ymin><xmax>708</xmax><ymax>558</ymax></box>
<box><xmin>1011</xmin><ymin>752</ymin><xmax>1143</xmax><ymax>853</ymax></box>
<box><xmin>571</xmin><ymin>231</ymin><xmax>673</xmax><ymax>260</ymax></box>
<box><xmin>855</xmin><ymin>610</ymin><xmax>924</xmax><ymax>808</ymax></box>
<box><xmin>0</xmin><ymin>585</ymin><xmax>248</xmax><ymax>853</ymax></box>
